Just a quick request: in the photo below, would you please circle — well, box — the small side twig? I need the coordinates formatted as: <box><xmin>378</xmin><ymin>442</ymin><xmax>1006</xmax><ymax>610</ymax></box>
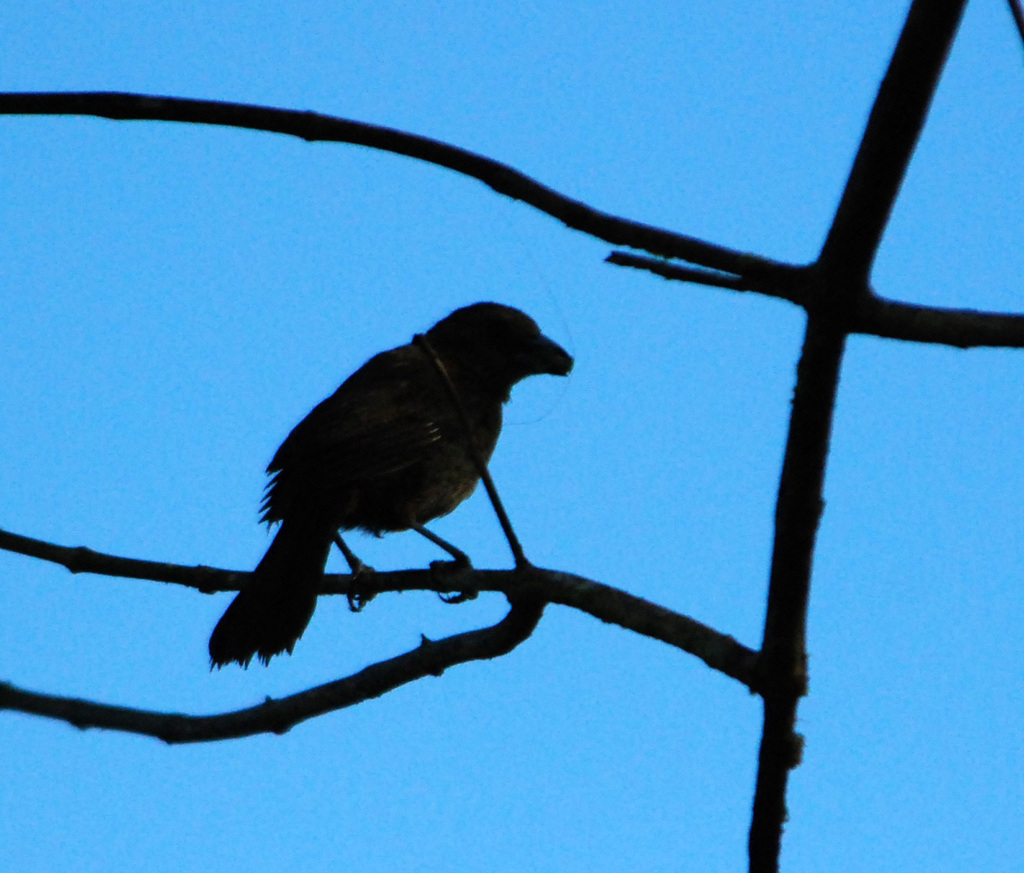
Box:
<box><xmin>606</xmin><ymin>251</ymin><xmax>810</xmax><ymax>308</ymax></box>
<box><xmin>412</xmin><ymin>333</ymin><xmax>529</xmax><ymax>568</ymax></box>
<box><xmin>606</xmin><ymin>251</ymin><xmax>748</xmax><ymax>289</ymax></box>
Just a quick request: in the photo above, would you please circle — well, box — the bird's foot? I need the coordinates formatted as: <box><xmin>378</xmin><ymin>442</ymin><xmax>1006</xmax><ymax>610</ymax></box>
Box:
<box><xmin>430</xmin><ymin>557</ymin><xmax>477</xmax><ymax>604</ymax></box>
<box><xmin>346</xmin><ymin>561</ymin><xmax>377</xmax><ymax>612</ymax></box>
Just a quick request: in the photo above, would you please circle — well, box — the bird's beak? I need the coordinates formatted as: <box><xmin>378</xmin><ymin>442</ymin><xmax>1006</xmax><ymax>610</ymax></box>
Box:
<box><xmin>521</xmin><ymin>334</ymin><xmax>574</xmax><ymax>377</ymax></box>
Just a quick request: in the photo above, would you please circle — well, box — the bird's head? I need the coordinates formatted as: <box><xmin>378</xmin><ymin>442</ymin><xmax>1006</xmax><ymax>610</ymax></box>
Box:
<box><xmin>423</xmin><ymin>302</ymin><xmax>573</xmax><ymax>397</ymax></box>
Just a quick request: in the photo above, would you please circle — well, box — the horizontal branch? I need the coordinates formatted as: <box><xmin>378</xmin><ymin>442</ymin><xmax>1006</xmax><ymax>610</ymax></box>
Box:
<box><xmin>8</xmin><ymin>92</ymin><xmax>1021</xmax><ymax>355</ymax></box>
<box><xmin>0</xmin><ymin>527</ymin><xmax>758</xmax><ymax>689</ymax></box>
<box><xmin>853</xmin><ymin>294</ymin><xmax>1024</xmax><ymax>348</ymax></box>
<box><xmin>0</xmin><ymin>597</ymin><xmax>545</xmax><ymax>742</ymax></box>
<box><xmin>0</xmin><ymin>90</ymin><xmax>782</xmax><ymax>277</ymax></box>
<box><xmin>0</xmin><ymin>527</ymin><xmax>244</xmax><ymax>593</ymax></box>
<box><xmin>603</xmin><ymin>256</ymin><xmax>1024</xmax><ymax>350</ymax></box>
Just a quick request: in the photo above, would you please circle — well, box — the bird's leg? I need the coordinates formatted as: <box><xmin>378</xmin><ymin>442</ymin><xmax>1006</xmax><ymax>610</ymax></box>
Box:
<box><xmin>412</xmin><ymin>524</ymin><xmax>471</xmax><ymax>565</ymax></box>
<box><xmin>412</xmin><ymin>524</ymin><xmax>477</xmax><ymax>603</ymax></box>
<box><xmin>333</xmin><ymin>532</ymin><xmax>376</xmax><ymax>612</ymax></box>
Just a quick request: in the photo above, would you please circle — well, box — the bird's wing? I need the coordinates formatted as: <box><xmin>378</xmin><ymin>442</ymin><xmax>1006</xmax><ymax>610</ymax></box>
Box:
<box><xmin>261</xmin><ymin>346</ymin><xmax>448</xmax><ymax>520</ymax></box>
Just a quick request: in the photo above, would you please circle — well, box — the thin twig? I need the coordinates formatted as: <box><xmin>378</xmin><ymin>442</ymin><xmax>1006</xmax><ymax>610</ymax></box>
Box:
<box><xmin>0</xmin><ymin>527</ymin><xmax>242</xmax><ymax>593</ymax></box>
<box><xmin>412</xmin><ymin>334</ymin><xmax>529</xmax><ymax>568</ymax></box>
<box><xmin>605</xmin><ymin>251</ymin><xmax>808</xmax><ymax>307</ymax></box>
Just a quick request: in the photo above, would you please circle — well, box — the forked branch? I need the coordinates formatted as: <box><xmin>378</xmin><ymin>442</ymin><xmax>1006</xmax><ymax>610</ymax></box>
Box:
<box><xmin>0</xmin><ymin>527</ymin><xmax>759</xmax><ymax>693</ymax></box>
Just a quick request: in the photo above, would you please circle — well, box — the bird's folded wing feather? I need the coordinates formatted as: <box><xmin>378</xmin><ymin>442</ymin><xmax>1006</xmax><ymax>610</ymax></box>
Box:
<box><xmin>260</xmin><ymin>347</ymin><xmax>447</xmax><ymax>521</ymax></box>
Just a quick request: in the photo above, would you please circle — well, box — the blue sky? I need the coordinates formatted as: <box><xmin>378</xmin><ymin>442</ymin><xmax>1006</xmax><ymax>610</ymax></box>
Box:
<box><xmin>2</xmin><ymin>2</ymin><xmax>1023</xmax><ymax>871</ymax></box>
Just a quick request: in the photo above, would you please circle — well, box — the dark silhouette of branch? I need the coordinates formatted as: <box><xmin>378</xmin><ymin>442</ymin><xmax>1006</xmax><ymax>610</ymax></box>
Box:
<box><xmin>606</xmin><ymin>254</ymin><xmax>1024</xmax><ymax>349</ymax></box>
<box><xmin>818</xmin><ymin>0</ymin><xmax>968</xmax><ymax>290</ymax></box>
<box><xmin>4</xmin><ymin>91</ymin><xmax>1020</xmax><ymax>354</ymax></box>
<box><xmin>605</xmin><ymin>251</ymin><xmax>808</xmax><ymax>305</ymax></box>
<box><xmin>0</xmin><ymin>0</ymin><xmax>1001</xmax><ymax>864</ymax></box>
<box><xmin>0</xmin><ymin>597</ymin><xmax>545</xmax><ymax>743</ymax></box>
<box><xmin>747</xmin><ymin>2</ymin><xmax>970</xmax><ymax>871</ymax></box>
<box><xmin>0</xmin><ymin>90</ymin><xmax>785</xmax><ymax>279</ymax></box>
<box><xmin>748</xmin><ymin>321</ymin><xmax>846</xmax><ymax>871</ymax></box>
<box><xmin>854</xmin><ymin>295</ymin><xmax>1024</xmax><ymax>348</ymax></box>
<box><xmin>0</xmin><ymin>527</ymin><xmax>243</xmax><ymax>593</ymax></box>
<box><xmin>1009</xmin><ymin>0</ymin><xmax>1024</xmax><ymax>50</ymax></box>
<box><xmin>0</xmin><ymin>527</ymin><xmax>758</xmax><ymax>690</ymax></box>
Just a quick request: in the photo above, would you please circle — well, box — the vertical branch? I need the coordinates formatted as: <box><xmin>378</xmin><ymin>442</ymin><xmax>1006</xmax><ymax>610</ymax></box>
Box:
<box><xmin>748</xmin><ymin>318</ymin><xmax>846</xmax><ymax>871</ymax></box>
<box><xmin>818</xmin><ymin>0</ymin><xmax>968</xmax><ymax>287</ymax></box>
<box><xmin>1007</xmin><ymin>0</ymin><xmax>1024</xmax><ymax>56</ymax></box>
<box><xmin>748</xmin><ymin>2</ymin><xmax>968</xmax><ymax>869</ymax></box>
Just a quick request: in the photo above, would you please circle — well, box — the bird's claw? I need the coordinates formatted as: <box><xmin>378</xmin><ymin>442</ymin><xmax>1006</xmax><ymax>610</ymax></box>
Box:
<box><xmin>346</xmin><ymin>562</ymin><xmax>377</xmax><ymax>612</ymax></box>
<box><xmin>429</xmin><ymin>558</ymin><xmax>477</xmax><ymax>603</ymax></box>
<box><xmin>438</xmin><ymin>589</ymin><xmax>479</xmax><ymax>604</ymax></box>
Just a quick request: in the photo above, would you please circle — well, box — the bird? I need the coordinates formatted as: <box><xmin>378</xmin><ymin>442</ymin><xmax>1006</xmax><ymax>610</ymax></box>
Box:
<box><xmin>208</xmin><ymin>302</ymin><xmax>573</xmax><ymax>668</ymax></box>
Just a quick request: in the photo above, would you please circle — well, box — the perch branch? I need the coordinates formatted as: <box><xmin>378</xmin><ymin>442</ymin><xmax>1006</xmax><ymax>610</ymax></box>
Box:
<box><xmin>0</xmin><ymin>527</ymin><xmax>758</xmax><ymax>689</ymax></box>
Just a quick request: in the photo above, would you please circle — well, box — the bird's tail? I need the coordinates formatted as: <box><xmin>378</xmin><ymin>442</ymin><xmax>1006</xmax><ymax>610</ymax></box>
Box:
<box><xmin>208</xmin><ymin>520</ymin><xmax>334</xmax><ymax>668</ymax></box>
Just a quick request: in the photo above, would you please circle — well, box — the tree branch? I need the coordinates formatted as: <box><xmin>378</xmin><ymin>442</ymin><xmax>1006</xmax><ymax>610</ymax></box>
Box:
<box><xmin>605</xmin><ymin>251</ymin><xmax>808</xmax><ymax>306</ymax></box>
<box><xmin>0</xmin><ymin>527</ymin><xmax>242</xmax><ymax>593</ymax></box>
<box><xmin>749</xmin><ymin>3</ymin><xmax>969</xmax><ymax>870</ymax></box>
<box><xmin>853</xmin><ymin>294</ymin><xmax>1024</xmax><ymax>348</ymax></box>
<box><xmin>0</xmin><ymin>90</ymin><xmax>785</xmax><ymax>277</ymax></box>
<box><xmin>0</xmin><ymin>527</ymin><xmax>758</xmax><ymax>689</ymax></box>
<box><xmin>748</xmin><ymin>320</ymin><xmax>846</xmax><ymax>871</ymax></box>
<box><xmin>1008</xmin><ymin>0</ymin><xmax>1024</xmax><ymax>51</ymax></box>
<box><xmin>817</xmin><ymin>0</ymin><xmax>969</xmax><ymax>287</ymax></box>
<box><xmin>0</xmin><ymin>597</ymin><xmax>545</xmax><ymax>743</ymax></box>
<box><xmin>604</xmin><ymin>256</ymin><xmax>1024</xmax><ymax>349</ymax></box>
